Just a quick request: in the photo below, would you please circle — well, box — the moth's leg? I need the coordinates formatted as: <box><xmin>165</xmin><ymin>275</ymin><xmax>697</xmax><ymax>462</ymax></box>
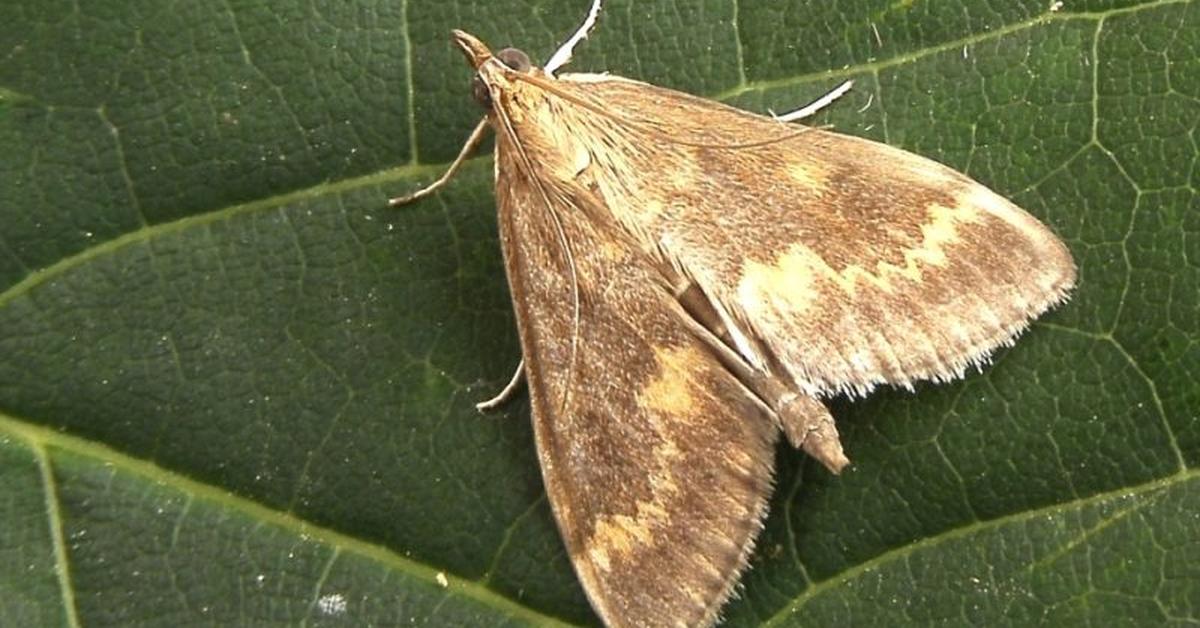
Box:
<box><xmin>475</xmin><ymin>358</ymin><xmax>526</xmax><ymax>411</ymax></box>
<box><xmin>673</xmin><ymin>279</ymin><xmax>850</xmax><ymax>474</ymax></box>
<box><xmin>774</xmin><ymin>80</ymin><xmax>854</xmax><ymax>122</ymax></box>
<box><xmin>543</xmin><ymin>0</ymin><xmax>604</xmax><ymax>75</ymax></box>
<box><xmin>388</xmin><ymin>117</ymin><xmax>489</xmax><ymax>207</ymax></box>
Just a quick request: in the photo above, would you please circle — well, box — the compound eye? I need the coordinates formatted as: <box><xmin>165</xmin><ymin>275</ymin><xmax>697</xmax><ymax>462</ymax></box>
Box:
<box><xmin>495</xmin><ymin>47</ymin><xmax>532</xmax><ymax>73</ymax></box>
<box><xmin>471</xmin><ymin>74</ymin><xmax>491</xmax><ymax>109</ymax></box>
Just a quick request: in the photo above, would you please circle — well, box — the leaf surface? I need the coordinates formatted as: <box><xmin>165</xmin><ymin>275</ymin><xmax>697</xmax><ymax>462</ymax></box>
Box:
<box><xmin>1</xmin><ymin>0</ymin><xmax>1197</xmax><ymax>625</ymax></box>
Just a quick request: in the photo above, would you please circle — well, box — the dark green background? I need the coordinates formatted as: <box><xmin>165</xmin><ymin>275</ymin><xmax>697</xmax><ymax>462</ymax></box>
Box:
<box><xmin>1</xmin><ymin>0</ymin><xmax>1197</xmax><ymax>625</ymax></box>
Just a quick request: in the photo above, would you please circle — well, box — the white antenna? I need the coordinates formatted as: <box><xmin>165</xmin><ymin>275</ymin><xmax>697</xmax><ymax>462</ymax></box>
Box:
<box><xmin>775</xmin><ymin>80</ymin><xmax>854</xmax><ymax>122</ymax></box>
<box><xmin>544</xmin><ymin>0</ymin><xmax>604</xmax><ymax>76</ymax></box>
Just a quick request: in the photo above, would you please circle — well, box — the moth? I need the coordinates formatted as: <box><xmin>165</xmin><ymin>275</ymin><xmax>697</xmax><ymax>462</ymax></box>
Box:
<box><xmin>390</xmin><ymin>2</ymin><xmax>1076</xmax><ymax>626</ymax></box>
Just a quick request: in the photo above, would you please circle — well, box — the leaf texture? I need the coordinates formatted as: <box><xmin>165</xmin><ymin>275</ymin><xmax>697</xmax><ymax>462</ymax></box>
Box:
<box><xmin>0</xmin><ymin>0</ymin><xmax>1197</xmax><ymax>625</ymax></box>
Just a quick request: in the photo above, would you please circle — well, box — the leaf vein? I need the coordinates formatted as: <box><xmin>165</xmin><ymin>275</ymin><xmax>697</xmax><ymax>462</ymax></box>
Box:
<box><xmin>761</xmin><ymin>470</ymin><xmax>1197</xmax><ymax>627</ymax></box>
<box><xmin>0</xmin><ymin>412</ymin><xmax>576</xmax><ymax>628</ymax></box>
<box><xmin>33</xmin><ymin>442</ymin><xmax>82</xmax><ymax>628</ymax></box>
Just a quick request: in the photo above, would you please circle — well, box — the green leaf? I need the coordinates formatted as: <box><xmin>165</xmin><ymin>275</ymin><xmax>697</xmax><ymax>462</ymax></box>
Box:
<box><xmin>1</xmin><ymin>0</ymin><xmax>1197</xmax><ymax>625</ymax></box>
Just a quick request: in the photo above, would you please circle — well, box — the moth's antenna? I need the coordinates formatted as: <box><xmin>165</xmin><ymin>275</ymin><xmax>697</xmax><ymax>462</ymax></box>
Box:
<box><xmin>549</xmin><ymin>198</ymin><xmax>583</xmax><ymax>421</ymax></box>
<box><xmin>544</xmin><ymin>0</ymin><xmax>604</xmax><ymax>76</ymax></box>
<box><xmin>491</xmin><ymin>106</ymin><xmax>584</xmax><ymax>418</ymax></box>
<box><xmin>774</xmin><ymin>80</ymin><xmax>854</xmax><ymax>122</ymax></box>
<box><xmin>512</xmin><ymin>71</ymin><xmax>816</xmax><ymax>149</ymax></box>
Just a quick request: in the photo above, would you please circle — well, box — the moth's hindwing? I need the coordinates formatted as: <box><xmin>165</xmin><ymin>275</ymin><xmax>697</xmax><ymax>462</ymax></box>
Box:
<box><xmin>494</xmin><ymin>142</ymin><xmax>778</xmax><ymax>627</ymax></box>
<box><xmin>519</xmin><ymin>73</ymin><xmax>1078</xmax><ymax>398</ymax></box>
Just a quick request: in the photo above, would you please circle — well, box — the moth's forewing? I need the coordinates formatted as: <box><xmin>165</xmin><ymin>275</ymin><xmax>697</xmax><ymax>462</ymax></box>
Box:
<box><xmin>520</xmin><ymin>74</ymin><xmax>1076</xmax><ymax>398</ymax></box>
<box><xmin>492</xmin><ymin>139</ymin><xmax>778</xmax><ymax>626</ymax></box>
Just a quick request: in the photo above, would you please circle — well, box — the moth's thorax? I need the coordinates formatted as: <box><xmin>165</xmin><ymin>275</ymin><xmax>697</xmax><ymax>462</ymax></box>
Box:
<box><xmin>489</xmin><ymin>73</ymin><xmax>611</xmax><ymax>190</ymax></box>
<box><xmin>478</xmin><ymin>62</ymin><xmax>546</xmax><ymax>121</ymax></box>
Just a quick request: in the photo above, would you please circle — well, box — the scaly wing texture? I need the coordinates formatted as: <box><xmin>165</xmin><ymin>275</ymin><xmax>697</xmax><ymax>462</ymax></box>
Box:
<box><xmin>545</xmin><ymin>74</ymin><xmax>1077</xmax><ymax>397</ymax></box>
<box><xmin>493</xmin><ymin>137</ymin><xmax>778</xmax><ymax>627</ymax></box>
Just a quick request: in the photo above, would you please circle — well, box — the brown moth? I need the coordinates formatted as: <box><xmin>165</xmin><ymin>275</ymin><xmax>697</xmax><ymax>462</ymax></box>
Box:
<box><xmin>390</xmin><ymin>2</ymin><xmax>1076</xmax><ymax>626</ymax></box>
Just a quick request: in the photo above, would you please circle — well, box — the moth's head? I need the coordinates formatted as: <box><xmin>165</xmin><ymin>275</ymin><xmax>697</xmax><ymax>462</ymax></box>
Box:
<box><xmin>450</xmin><ymin>30</ymin><xmax>536</xmax><ymax>110</ymax></box>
